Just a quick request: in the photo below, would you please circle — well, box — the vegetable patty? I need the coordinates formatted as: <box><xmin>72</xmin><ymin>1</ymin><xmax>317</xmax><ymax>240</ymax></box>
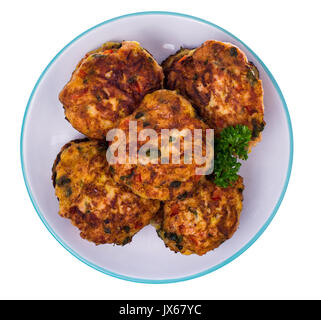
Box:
<box><xmin>162</xmin><ymin>40</ymin><xmax>265</xmax><ymax>147</ymax></box>
<box><xmin>52</xmin><ymin>139</ymin><xmax>160</xmax><ymax>245</ymax></box>
<box><xmin>59</xmin><ymin>41</ymin><xmax>164</xmax><ymax>139</ymax></box>
<box><xmin>152</xmin><ymin>176</ymin><xmax>244</xmax><ymax>255</ymax></box>
<box><xmin>108</xmin><ymin>90</ymin><xmax>214</xmax><ymax>201</ymax></box>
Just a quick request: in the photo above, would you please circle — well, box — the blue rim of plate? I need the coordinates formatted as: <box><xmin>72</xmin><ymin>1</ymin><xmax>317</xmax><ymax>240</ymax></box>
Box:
<box><xmin>20</xmin><ymin>11</ymin><xmax>294</xmax><ymax>284</ymax></box>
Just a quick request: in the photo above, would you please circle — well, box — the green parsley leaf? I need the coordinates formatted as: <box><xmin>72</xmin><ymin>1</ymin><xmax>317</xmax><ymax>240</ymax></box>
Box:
<box><xmin>214</xmin><ymin>125</ymin><xmax>252</xmax><ymax>187</ymax></box>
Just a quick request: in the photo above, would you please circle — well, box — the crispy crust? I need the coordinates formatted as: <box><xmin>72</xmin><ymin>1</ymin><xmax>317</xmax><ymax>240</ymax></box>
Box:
<box><xmin>109</xmin><ymin>89</ymin><xmax>214</xmax><ymax>201</ymax></box>
<box><xmin>52</xmin><ymin>139</ymin><xmax>160</xmax><ymax>245</ymax></box>
<box><xmin>162</xmin><ymin>40</ymin><xmax>265</xmax><ymax>147</ymax></box>
<box><xmin>59</xmin><ymin>41</ymin><xmax>164</xmax><ymax>139</ymax></box>
<box><xmin>153</xmin><ymin>176</ymin><xmax>244</xmax><ymax>255</ymax></box>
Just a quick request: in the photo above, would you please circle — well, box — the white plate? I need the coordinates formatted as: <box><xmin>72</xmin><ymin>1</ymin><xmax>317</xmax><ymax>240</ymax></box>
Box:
<box><xmin>20</xmin><ymin>11</ymin><xmax>293</xmax><ymax>283</ymax></box>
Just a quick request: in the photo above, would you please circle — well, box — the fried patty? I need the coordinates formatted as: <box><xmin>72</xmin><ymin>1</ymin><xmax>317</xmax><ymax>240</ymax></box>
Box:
<box><xmin>162</xmin><ymin>40</ymin><xmax>265</xmax><ymax>147</ymax></box>
<box><xmin>108</xmin><ymin>89</ymin><xmax>214</xmax><ymax>201</ymax></box>
<box><xmin>52</xmin><ymin>139</ymin><xmax>160</xmax><ymax>245</ymax></box>
<box><xmin>152</xmin><ymin>176</ymin><xmax>244</xmax><ymax>255</ymax></box>
<box><xmin>59</xmin><ymin>41</ymin><xmax>164</xmax><ymax>139</ymax></box>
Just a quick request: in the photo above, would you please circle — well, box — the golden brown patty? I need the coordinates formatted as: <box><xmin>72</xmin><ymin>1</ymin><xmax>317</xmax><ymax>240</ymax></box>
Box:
<box><xmin>52</xmin><ymin>139</ymin><xmax>160</xmax><ymax>245</ymax></box>
<box><xmin>153</xmin><ymin>176</ymin><xmax>244</xmax><ymax>255</ymax></box>
<box><xmin>108</xmin><ymin>89</ymin><xmax>214</xmax><ymax>201</ymax></box>
<box><xmin>59</xmin><ymin>41</ymin><xmax>164</xmax><ymax>139</ymax></box>
<box><xmin>162</xmin><ymin>40</ymin><xmax>265</xmax><ymax>146</ymax></box>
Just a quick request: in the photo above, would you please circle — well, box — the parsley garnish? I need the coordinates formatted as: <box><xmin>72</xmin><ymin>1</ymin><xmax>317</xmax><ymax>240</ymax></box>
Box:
<box><xmin>214</xmin><ymin>125</ymin><xmax>252</xmax><ymax>187</ymax></box>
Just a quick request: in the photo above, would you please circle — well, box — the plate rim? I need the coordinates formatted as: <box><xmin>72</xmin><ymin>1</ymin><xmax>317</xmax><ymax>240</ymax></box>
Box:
<box><xmin>20</xmin><ymin>11</ymin><xmax>294</xmax><ymax>284</ymax></box>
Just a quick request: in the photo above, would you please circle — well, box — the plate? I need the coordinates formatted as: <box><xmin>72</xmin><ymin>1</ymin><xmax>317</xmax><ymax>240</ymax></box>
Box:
<box><xmin>20</xmin><ymin>11</ymin><xmax>293</xmax><ymax>283</ymax></box>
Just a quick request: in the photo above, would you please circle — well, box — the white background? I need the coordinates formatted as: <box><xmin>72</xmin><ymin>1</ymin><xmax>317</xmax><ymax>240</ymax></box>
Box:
<box><xmin>1</xmin><ymin>0</ymin><xmax>320</xmax><ymax>300</ymax></box>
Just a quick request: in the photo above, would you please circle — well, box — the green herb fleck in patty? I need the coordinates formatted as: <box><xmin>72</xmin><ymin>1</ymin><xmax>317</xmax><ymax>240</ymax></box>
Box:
<box><xmin>56</xmin><ymin>175</ymin><xmax>71</xmax><ymax>187</ymax></box>
<box><xmin>170</xmin><ymin>181</ymin><xmax>181</xmax><ymax>188</ymax></box>
<box><xmin>230</xmin><ymin>47</ymin><xmax>238</xmax><ymax>57</ymax></box>
<box><xmin>135</xmin><ymin>112</ymin><xmax>144</xmax><ymax>119</ymax></box>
